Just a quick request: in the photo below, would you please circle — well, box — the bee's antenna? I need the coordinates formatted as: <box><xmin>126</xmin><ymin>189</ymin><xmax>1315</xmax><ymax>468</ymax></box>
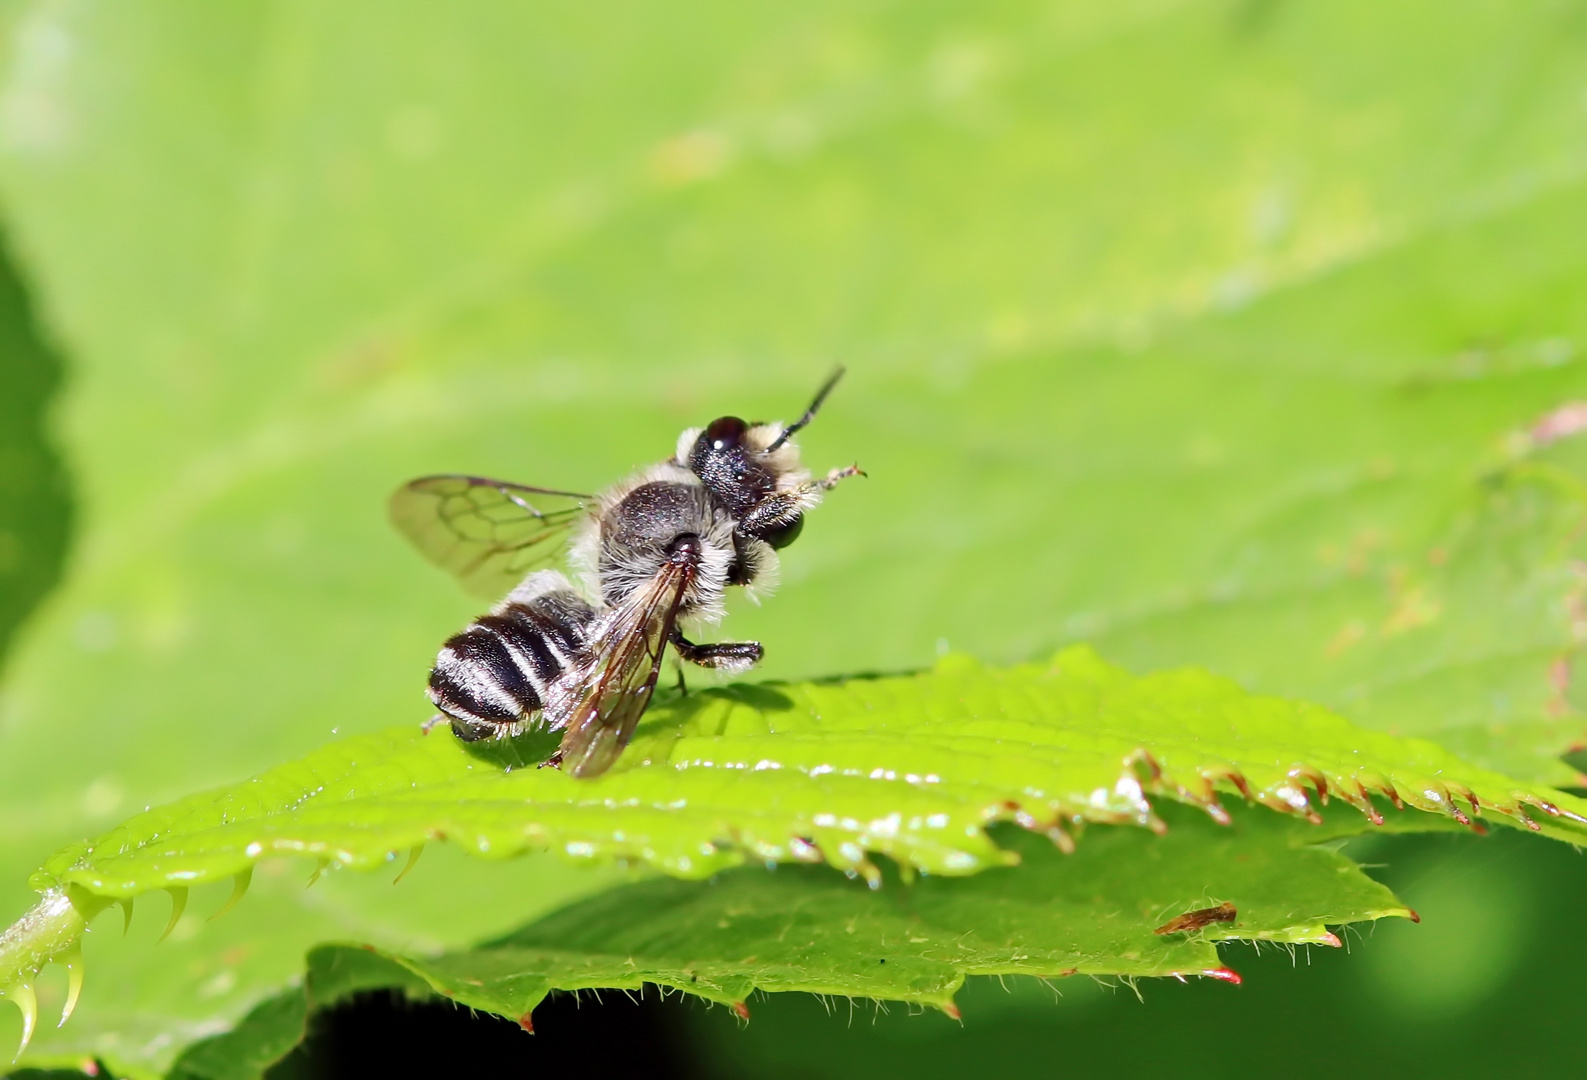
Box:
<box><xmin>768</xmin><ymin>366</ymin><xmax>845</xmax><ymax>451</ymax></box>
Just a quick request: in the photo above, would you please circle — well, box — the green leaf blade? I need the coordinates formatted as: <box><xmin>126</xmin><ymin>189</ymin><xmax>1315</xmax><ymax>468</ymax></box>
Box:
<box><xmin>150</xmin><ymin>802</ymin><xmax>1413</xmax><ymax>1080</ymax></box>
<box><xmin>308</xmin><ymin>804</ymin><xmax>1415</xmax><ymax>1027</ymax></box>
<box><xmin>29</xmin><ymin>650</ymin><xmax>1587</xmax><ymax>914</ymax></box>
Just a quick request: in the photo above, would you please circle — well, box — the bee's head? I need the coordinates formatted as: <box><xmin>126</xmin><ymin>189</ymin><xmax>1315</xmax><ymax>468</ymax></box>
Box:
<box><xmin>687</xmin><ymin>416</ymin><xmax>758</xmax><ymax>498</ymax></box>
<box><xmin>679</xmin><ymin>369</ymin><xmax>844</xmax><ymax>549</ymax></box>
<box><xmin>685</xmin><ymin>416</ymin><xmax>800</xmax><ymax>546</ymax></box>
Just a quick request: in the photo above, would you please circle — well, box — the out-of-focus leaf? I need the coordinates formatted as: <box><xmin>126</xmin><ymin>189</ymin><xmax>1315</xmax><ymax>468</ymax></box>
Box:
<box><xmin>0</xmin><ymin>226</ymin><xmax>68</xmax><ymax>671</ymax></box>
<box><xmin>163</xmin><ymin>989</ymin><xmax>305</xmax><ymax>1080</ymax></box>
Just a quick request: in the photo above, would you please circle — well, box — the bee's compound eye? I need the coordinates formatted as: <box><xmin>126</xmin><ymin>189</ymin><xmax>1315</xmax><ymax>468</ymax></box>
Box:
<box><xmin>761</xmin><ymin>512</ymin><xmax>804</xmax><ymax>550</ymax></box>
<box><xmin>703</xmin><ymin>416</ymin><xmax>748</xmax><ymax>451</ymax></box>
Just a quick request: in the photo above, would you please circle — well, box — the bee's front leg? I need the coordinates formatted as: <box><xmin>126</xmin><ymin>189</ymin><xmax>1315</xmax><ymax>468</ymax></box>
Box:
<box><xmin>736</xmin><ymin>464</ymin><xmax>864</xmax><ymax>540</ymax></box>
<box><xmin>672</xmin><ymin>631</ymin><xmax>764</xmax><ymax>673</ymax></box>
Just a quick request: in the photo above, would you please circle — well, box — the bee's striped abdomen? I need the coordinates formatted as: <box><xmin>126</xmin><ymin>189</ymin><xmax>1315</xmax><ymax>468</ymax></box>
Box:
<box><xmin>428</xmin><ymin>573</ymin><xmax>597</xmax><ymax>742</ymax></box>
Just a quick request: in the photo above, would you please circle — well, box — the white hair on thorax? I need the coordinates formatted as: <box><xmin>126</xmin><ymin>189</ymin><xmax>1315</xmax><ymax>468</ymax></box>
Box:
<box><xmin>570</xmin><ymin>460</ymin><xmax>740</xmax><ymax>624</ymax></box>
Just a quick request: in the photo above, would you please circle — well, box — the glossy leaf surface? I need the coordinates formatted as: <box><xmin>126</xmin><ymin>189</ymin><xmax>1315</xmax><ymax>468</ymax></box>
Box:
<box><xmin>28</xmin><ymin>649</ymin><xmax>1587</xmax><ymax>906</ymax></box>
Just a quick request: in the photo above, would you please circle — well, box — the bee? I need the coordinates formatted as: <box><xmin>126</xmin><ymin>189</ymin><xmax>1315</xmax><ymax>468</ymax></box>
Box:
<box><xmin>389</xmin><ymin>369</ymin><xmax>860</xmax><ymax>778</ymax></box>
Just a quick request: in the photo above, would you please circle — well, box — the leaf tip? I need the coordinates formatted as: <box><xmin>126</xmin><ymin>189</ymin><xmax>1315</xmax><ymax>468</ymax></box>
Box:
<box><xmin>731</xmin><ymin>1001</ymin><xmax>751</xmax><ymax>1021</ymax></box>
<box><xmin>517</xmin><ymin>1011</ymin><xmax>534</xmax><ymax>1034</ymax></box>
<box><xmin>1202</xmin><ymin>967</ymin><xmax>1242</xmax><ymax>986</ymax></box>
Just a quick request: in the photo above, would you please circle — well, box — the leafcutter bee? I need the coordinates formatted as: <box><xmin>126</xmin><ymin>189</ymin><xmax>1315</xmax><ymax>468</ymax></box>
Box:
<box><xmin>390</xmin><ymin>369</ymin><xmax>860</xmax><ymax>778</ymax></box>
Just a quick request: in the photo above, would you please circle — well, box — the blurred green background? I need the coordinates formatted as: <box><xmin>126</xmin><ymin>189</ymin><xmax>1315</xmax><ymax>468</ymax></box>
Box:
<box><xmin>2</xmin><ymin>0</ymin><xmax>1586</xmax><ymax>1074</ymax></box>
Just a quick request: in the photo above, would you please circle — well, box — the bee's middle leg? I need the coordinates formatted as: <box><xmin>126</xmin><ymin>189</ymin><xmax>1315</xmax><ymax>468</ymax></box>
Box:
<box><xmin>672</xmin><ymin>631</ymin><xmax>763</xmax><ymax>673</ymax></box>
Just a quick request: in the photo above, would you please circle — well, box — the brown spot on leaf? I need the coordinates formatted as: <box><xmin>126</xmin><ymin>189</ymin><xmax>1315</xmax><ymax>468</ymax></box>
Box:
<box><xmin>1155</xmin><ymin>901</ymin><xmax>1237</xmax><ymax>935</ymax></box>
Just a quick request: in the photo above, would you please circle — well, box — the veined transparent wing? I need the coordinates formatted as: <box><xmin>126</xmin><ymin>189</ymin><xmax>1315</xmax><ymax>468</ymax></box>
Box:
<box><xmin>389</xmin><ymin>474</ymin><xmax>592</xmax><ymax>599</ymax></box>
<box><xmin>549</xmin><ymin>556</ymin><xmax>693</xmax><ymax>778</ymax></box>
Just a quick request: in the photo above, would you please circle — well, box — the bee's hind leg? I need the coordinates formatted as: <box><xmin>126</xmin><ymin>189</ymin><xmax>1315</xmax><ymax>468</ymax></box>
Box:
<box><xmin>672</xmin><ymin>631</ymin><xmax>764</xmax><ymax>674</ymax></box>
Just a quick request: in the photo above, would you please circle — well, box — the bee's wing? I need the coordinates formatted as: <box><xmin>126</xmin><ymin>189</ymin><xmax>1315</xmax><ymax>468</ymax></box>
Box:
<box><xmin>549</xmin><ymin>558</ymin><xmax>692</xmax><ymax>779</ymax></box>
<box><xmin>389</xmin><ymin>474</ymin><xmax>593</xmax><ymax>599</ymax></box>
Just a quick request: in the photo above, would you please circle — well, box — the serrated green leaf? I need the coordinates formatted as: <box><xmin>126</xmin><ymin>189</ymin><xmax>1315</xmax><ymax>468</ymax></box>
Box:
<box><xmin>161</xmin><ymin>806</ymin><xmax>1413</xmax><ymax>1079</ymax></box>
<box><xmin>0</xmin><ymin>845</ymin><xmax>628</xmax><ymax>1078</ymax></box>
<box><xmin>5</xmin><ymin>649</ymin><xmax>1582</xmax><ymax>1072</ymax></box>
<box><xmin>26</xmin><ymin>649</ymin><xmax>1587</xmax><ymax>905</ymax></box>
<box><xmin>386</xmin><ymin>815</ymin><xmax>1405</xmax><ymax>1011</ymax></box>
